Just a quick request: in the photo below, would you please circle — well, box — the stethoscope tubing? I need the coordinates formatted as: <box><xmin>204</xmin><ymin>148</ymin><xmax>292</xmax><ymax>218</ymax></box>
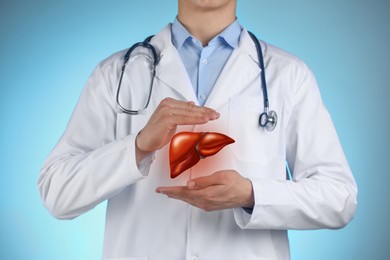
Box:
<box><xmin>117</xmin><ymin>31</ymin><xmax>277</xmax><ymax>131</ymax></box>
<box><xmin>116</xmin><ymin>37</ymin><xmax>158</xmax><ymax>115</ymax></box>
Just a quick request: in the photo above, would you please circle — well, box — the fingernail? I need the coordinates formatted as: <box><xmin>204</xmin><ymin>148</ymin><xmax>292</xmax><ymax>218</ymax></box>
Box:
<box><xmin>209</xmin><ymin>111</ymin><xmax>219</xmax><ymax>119</ymax></box>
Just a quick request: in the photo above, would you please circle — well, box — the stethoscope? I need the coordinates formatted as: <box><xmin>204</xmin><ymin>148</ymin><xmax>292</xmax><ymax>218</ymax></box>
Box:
<box><xmin>116</xmin><ymin>32</ymin><xmax>278</xmax><ymax>131</ymax></box>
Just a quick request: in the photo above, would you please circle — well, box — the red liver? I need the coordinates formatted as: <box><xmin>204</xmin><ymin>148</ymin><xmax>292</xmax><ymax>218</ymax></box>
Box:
<box><xmin>169</xmin><ymin>132</ymin><xmax>235</xmax><ymax>178</ymax></box>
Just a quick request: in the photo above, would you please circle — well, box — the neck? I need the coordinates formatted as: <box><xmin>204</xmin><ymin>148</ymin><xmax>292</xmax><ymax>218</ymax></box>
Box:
<box><xmin>177</xmin><ymin>1</ymin><xmax>236</xmax><ymax>46</ymax></box>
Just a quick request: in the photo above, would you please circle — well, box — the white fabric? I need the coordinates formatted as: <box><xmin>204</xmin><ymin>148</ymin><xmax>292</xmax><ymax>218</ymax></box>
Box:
<box><xmin>38</xmin><ymin>24</ymin><xmax>357</xmax><ymax>260</ymax></box>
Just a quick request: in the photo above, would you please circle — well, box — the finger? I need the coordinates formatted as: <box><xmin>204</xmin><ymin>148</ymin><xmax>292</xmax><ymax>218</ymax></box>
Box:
<box><xmin>169</xmin><ymin>115</ymin><xmax>212</xmax><ymax>126</ymax></box>
<box><xmin>156</xmin><ymin>187</ymin><xmax>194</xmax><ymax>202</ymax></box>
<box><xmin>156</xmin><ymin>186</ymin><xmax>203</xmax><ymax>198</ymax></box>
<box><xmin>161</xmin><ymin>186</ymin><xmax>226</xmax><ymax>212</ymax></box>
<box><xmin>187</xmin><ymin>173</ymin><xmax>225</xmax><ymax>190</ymax></box>
<box><xmin>174</xmin><ymin>105</ymin><xmax>219</xmax><ymax>120</ymax></box>
<box><xmin>160</xmin><ymin>98</ymin><xmax>220</xmax><ymax>119</ymax></box>
<box><xmin>157</xmin><ymin>185</ymin><xmax>228</xmax><ymax>211</ymax></box>
<box><xmin>159</xmin><ymin>191</ymin><xmax>198</xmax><ymax>208</ymax></box>
<box><xmin>155</xmin><ymin>186</ymin><xmax>187</xmax><ymax>194</ymax></box>
<box><xmin>168</xmin><ymin>107</ymin><xmax>219</xmax><ymax>120</ymax></box>
<box><xmin>161</xmin><ymin>98</ymin><xmax>195</xmax><ymax>110</ymax></box>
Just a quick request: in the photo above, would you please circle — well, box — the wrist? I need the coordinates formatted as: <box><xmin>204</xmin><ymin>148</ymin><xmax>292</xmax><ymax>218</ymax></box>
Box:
<box><xmin>242</xmin><ymin>178</ymin><xmax>255</xmax><ymax>208</ymax></box>
<box><xmin>135</xmin><ymin>132</ymin><xmax>152</xmax><ymax>163</ymax></box>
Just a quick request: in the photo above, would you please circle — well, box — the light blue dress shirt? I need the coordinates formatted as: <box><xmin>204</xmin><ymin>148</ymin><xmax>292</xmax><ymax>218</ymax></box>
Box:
<box><xmin>171</xmin><ymin>18</ymin><xmax>242</xmax><ymax>106</ymax></box>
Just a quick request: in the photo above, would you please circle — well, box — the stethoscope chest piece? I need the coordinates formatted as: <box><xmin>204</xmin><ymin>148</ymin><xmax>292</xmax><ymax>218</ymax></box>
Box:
<box><xmin>259</xmin><ymin>110</ymin><xmax>278</xmax><ymax>131</ymax></box>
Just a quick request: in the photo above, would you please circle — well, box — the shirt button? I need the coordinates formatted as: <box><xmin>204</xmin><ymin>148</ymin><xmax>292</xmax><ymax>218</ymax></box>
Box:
<box><xmin>200</xmin><ymin>94</ymin><xmax>207</xmax><ymax>100</ymax></box>
<box><xmin>201</xmin><ymin>58</ymin><xmax>208</xmax><ymax>64</ymax></box>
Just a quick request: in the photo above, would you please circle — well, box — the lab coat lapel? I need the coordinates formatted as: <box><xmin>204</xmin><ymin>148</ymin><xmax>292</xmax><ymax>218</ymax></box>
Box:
<box><xmin>205</xmin><ymin>30</ymin><xmax>261</xmax><ymax>109</ymax></box>
<box><xmin>151</xmin><ymin>25</ymin><xmax>198</xmax><ymax>103</ymax></box>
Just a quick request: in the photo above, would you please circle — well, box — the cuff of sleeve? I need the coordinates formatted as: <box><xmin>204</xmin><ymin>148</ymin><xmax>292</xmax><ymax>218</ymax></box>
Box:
<box><xmin>137</xmin><ymin>151</ymin><xmax>155</xmax><ymax>176</ymax></box>
<box><xmin>131</xmin><ymin>135</ymin><xmax>155</xmax><ymax>177</ymax></box>
<box><xmin>233</xmin><ymin>176</ymin><xmax>261</xmax><ymax>229</ymax></box>
<box><xmin>125</xmin><ymin>134</ymin><xmax>150</xmax><ymax>180</ymax></box>
<box><xmin>233</xmin><ymin>207</ymin><xmax>253</xmax><ymax>228</ymax></box>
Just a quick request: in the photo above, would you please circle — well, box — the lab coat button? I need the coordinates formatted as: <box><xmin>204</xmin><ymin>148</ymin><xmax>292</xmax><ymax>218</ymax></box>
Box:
<box><xmin>191</xmin><ymin>257</ymin><xmax>199</xmax><ymax>260</ymax></box>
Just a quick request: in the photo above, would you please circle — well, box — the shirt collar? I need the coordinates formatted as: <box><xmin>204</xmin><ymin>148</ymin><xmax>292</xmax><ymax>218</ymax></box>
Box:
<box><xmin>171</xmin><ymin>18</ymin><xmax>192</xmax><ymax>49</ymax></box>
<box><xmin>171</xmin><ymin>17</ymin><xmax>242</xmax><ymax>49</ymax></box>
<box><xmin>216</xmin><ymin>19</ymin><xmax>241</xmax><ymax>48</ymax></box>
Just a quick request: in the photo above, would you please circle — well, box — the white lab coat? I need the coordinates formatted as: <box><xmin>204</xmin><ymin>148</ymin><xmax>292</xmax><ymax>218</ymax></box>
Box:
<box><xmin>38</xmin><ymin>24</ymin><xmax>357</xmax><ymax>260</ymax></box>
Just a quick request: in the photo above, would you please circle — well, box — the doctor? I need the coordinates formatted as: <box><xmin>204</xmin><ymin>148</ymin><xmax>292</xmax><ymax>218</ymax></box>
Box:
<box><xmin>38</xmin><ymin>0</ymin><xmax>357</xmax><ymax>259</ymax></box>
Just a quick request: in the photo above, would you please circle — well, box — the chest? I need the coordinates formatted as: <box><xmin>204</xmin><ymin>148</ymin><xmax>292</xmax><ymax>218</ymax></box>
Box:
<box><xmin>114</xmin><ymin>67</ymin><xmax>288</xmax><ymax>183</ymax></box>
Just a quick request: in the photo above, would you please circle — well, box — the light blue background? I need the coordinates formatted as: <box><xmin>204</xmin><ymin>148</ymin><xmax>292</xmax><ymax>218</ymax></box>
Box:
<box><xmin>1</xmin><ymin>0</ymin><xmax>389</xmax><ymax>259</ymax></box>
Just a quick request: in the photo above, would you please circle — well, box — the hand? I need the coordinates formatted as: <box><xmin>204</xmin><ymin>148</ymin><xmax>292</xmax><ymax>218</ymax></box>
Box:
<box><xmin>135</xmin><ymin>98</ymin><xmax>220</xmax><ymax>162</ymax></box>
<box><xmin>156</xmin><ymin>170</ymin><xmax>254</xmax><ymax>211</ymax></box>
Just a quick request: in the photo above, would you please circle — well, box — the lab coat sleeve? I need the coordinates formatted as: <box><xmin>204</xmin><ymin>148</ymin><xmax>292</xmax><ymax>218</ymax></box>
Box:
<box><xmin>234</xmin><ymin>66</ymin><xmax>357</xmax><ymax>230</ymax></box>
<box><xmin>38</xmin><ymin>64</ymin><xmax>150</xmax><ymax>220</ymax></box>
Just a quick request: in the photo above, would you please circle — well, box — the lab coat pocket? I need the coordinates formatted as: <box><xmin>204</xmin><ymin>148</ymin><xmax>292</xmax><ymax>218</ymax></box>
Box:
<box><xmin>228</xmin><ymin>96</ymin><xmax>279</xmax><ymax>165</ymax></box>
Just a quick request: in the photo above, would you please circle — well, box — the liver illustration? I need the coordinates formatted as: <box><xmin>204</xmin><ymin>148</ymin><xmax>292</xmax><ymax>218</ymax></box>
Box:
<box><xmin>169</xmin><ymin>132</ymin><xmax>235</xmax><ymax>178</ymax></box>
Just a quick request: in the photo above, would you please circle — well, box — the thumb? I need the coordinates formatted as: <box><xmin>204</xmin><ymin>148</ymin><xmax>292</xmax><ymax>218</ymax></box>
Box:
<box><xmin>187</xmin><ymin>173</ymin><xmax>222</xmax><ymax>190</ymax></box>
